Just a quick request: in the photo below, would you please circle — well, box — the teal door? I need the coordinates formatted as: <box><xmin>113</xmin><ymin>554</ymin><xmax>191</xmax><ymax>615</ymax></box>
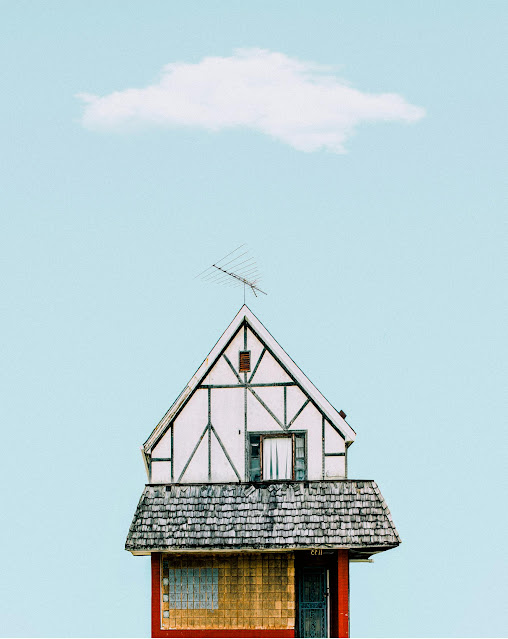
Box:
<box><xmin>298</xmin><ymin>568</ymin><xmax>328</xmax><ymax>638</ymax></box>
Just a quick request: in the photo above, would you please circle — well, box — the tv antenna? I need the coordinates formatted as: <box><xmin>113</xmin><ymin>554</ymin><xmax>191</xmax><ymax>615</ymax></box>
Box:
<box><xmin>195</xmin><ymin>244</ymin><xmax>267</xmax><ymax>301</ymax></box>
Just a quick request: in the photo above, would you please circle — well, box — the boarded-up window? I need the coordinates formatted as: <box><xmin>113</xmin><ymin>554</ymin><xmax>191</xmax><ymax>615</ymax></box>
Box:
<box><xmin>160</xmin><ymin>553</ymin><xmax>295</xmax><ymax>631</ymax></box>
<box><xmin>165</xmin><ymin>567</ymin><xmax>218</xmax><ymax>610</ymax></box>
<box><xmin>239</xmin><ymin>350</ymin><xmax>251</xmax><ymax>372</ymax></box>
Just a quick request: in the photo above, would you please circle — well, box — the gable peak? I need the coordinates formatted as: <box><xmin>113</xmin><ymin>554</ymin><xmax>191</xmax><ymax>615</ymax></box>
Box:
<box><xmin>143</xmin><ymin>305</ymin><xmax>356</xmax><ymax>453</ymax></box>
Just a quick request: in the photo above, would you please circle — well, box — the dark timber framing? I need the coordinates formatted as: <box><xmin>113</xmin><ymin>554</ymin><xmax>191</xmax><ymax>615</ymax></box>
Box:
<box><xmin>170</xmin><ymin>425</ymin><xmax>174</xmax><ymax>482</ymax></box>
<box><xmin>147</xmin><ymin>319</ymin><xmax>348</xmax><ymax>452</ymax></box>
<box><xmin>177</xmin><ymin>423</ymin><xmax>209</xmax><ymax>482</ymax></box>
<box><xmin>244</xmin><ymin>321</ymin><xmax>249</xmax><ymax>482</ymax></box>
<box><xmin>284</xmin><ymin>386</ymin><xmax>287</xmax><ymax>427</ymax></box>
<box><xmin>248</xmin><ymin>347</ymin><xmax>265</xmax><ymax>383</ymax></box>
<box><xmin>244</xmin><ymin>384</ymin><xmax>248</xmax><ymax>481</ymax></box>
<box><xmin>177</xmin><ymin>383</ymin><xmax>241</xmax><ymax>483</ymax></box>
<box><xmin>207</xmin><ymin>388</ymin><xmax>212</xmax><ymax>482</ymax></box>
<box><xmin>210</xmin><ymin>423</ymin><xmax>241</xmax><ymax>481</ymax></box>
<box><xmin>248</xmin><ymin>386</ymin><xmax>285</xmax><ymax>429</ymax></box>
<box><xmin>287</xmin><ymin>398</ymin><xmax>310</xmax><ymax>429</ymax></box>
<box><xmin>199</xmin><ymin>382</ymin><xmax>297</xmax><ymax>388</ymax></box>
<box><xmin>150</xmin><ymin>319</ymin><xmax>348</xmax><ymax>483</ymax></box>
<box><xmin>322</xmin><ymin>416</ymin><xmax>325</xmax><ymax>480</ymax></box>
<box><xmin>246</xmin><ymin>322</ymin><xmax>346</xmax><ymax>440</ymax></box>
<box><xmin>223</xmin><ymin>353</ymin><xmax>242</xmax><ymax>383</ymax></box>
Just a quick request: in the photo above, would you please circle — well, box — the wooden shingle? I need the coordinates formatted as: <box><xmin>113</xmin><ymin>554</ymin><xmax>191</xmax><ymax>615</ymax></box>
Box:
<box><xmin>126</xmin><ymin>480</ymin><xmax>400</xmax><ymax>558</ymax></box>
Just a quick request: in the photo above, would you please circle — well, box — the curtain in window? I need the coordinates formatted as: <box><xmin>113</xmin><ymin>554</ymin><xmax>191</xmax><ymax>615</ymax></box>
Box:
<box><xmin>263</xmin><ymin>437</ymin><xmax>292</xmax><ymax>480</ymax></box>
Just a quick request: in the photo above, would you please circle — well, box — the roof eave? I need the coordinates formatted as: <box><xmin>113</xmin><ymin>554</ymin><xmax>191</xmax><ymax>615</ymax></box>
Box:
<box><xmin>127</xmin><ymin>543</ymin><xmax>400</xmax><ymax>556</ymax></box>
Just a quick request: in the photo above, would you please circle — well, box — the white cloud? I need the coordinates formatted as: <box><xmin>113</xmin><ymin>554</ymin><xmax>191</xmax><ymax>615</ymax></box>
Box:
<box><xmin>77</xmin><ymin>48</ymin><xmax>425</xmax><ymax>153</ymax></box>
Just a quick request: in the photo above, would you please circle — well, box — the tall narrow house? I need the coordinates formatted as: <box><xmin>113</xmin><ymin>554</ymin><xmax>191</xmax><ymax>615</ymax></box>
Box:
<box><xmin>126</xmin><ymin>306</ymin><xmax>400</xmax><ymax>638</ymax></box>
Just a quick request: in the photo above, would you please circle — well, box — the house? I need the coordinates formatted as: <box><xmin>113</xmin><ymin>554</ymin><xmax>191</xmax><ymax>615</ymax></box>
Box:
<box><xmin>126</xmin><ymin>305</ymin><xmax>400</xmax><ymax>638</ymax></box>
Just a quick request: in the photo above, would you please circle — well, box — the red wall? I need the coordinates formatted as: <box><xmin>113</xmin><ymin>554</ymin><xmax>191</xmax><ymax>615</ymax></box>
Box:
<box><xmin>151</xmin><ymin>554</ymin><xmax>161</xmax><ymax>638</ymax></box>
<box><xmin>337</xmin><ymin>550</ymin><xmax>349</xmax><ymax>638</ymax></box>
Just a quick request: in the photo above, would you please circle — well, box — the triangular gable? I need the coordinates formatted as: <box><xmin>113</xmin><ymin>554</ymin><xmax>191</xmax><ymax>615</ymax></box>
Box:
<box><xmin>143</xmin><ymin>305</ymin><xmax>356</xmax><ymax>454</ymax></box>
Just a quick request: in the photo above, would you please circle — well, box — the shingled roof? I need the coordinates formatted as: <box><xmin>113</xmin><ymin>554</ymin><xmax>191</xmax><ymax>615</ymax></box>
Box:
<box><xmin>126</xmin><ymin>480</ymin><xmax>400</xmax><ymax>559</ymax></box>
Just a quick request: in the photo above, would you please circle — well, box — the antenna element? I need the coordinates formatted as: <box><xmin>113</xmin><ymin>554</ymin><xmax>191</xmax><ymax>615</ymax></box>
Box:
<box><xmin>196</xmin><ymin>245</ymin><xmax>267</xmax><ymax>298</ymax></box>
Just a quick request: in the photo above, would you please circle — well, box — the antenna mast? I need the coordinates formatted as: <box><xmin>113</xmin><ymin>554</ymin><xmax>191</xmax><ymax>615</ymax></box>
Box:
<box><xmin>196</xmin><ymin>244</ymin><xmax>267</xmax><ymax>298</ymax></box>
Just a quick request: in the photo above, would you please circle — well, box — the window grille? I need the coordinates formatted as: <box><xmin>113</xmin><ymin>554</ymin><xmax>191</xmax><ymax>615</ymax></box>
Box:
<box><xmin>294</xmin><ymin>433</ymin><xmax>305</xmax><ymax>480</ymax></box>
<box><xmin>249</xmin><ymin>435</ymin><xmax>261</xmax><ymax>481</ymax></box>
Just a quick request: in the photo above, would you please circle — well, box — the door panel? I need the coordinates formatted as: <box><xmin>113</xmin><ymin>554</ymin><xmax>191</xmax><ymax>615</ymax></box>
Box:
<box><xmin>298</xmin><ymin>568</ymin><xmax>327</xmax><ymax>638</ymax></box>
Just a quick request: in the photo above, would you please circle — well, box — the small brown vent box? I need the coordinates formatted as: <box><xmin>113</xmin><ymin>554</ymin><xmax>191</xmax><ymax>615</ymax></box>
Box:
<box><xmin>239</xmin><ymin>350</ymin><xmax>251</xmax><ymax>372</ymax></box>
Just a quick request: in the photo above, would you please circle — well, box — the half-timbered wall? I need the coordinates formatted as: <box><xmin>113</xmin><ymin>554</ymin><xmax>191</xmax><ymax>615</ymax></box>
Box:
<box><xmin>150</xmin><ymin>323</ymin><xmax>346</xmax><ymax>484</ymax></box>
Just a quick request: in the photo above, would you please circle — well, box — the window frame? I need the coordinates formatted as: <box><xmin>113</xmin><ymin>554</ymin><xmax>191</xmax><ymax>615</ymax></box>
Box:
<box><xmin>248</xmin><ymin>431</ymin><xmax>307</xmax><ymax>481</ymax></box>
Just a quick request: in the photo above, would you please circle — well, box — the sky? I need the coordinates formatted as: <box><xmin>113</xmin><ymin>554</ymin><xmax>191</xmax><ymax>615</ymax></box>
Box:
<box><xmin>0</xmin><ymin>1</ymin><xmax>506</xmax><ymax>637</ymax></box>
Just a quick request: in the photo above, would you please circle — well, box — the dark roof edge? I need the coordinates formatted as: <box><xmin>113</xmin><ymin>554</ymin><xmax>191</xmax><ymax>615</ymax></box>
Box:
<box><xmin>126</xmin><ymin>544</ymin><xmax>399</xmax><ymax>553</ymax></box>
<box><xmin>371</xmin><ymin>482</ymin><xmax>402</xmax><ymax>544</ymax></box>
<box><xmin>144</xmin><ymin>479</ymin><xmax>379</xmax><ymax>487</ymax></box>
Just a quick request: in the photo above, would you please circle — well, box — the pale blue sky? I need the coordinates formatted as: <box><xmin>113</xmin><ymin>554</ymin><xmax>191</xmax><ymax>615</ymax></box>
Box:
<box><xmin>1</xmin><ymin>2</ymin><xmax>506</xmax><ymax>637</ymax></box>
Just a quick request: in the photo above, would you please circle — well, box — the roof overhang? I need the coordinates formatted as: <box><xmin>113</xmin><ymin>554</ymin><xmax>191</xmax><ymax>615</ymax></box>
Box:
<box><xmin>129</xmin><ymin>545</ymin><xmax>398</xmax><ymax>559</ymax></box>
<box><xmin>125</xmin><ymin>481</ymin><xmax>401</xmax><ymax>554</ymax></box>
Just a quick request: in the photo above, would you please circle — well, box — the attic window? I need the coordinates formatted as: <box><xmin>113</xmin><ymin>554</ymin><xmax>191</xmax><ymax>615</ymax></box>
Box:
<box><xmin>239</xmin><ymin>350</ymin><xmax>251</xmax><ymax>372</ymax></box>
<box><xmin>249</xmin><ymin>433</ymin><xmax>306</xmax><ymax>481</ymax></box>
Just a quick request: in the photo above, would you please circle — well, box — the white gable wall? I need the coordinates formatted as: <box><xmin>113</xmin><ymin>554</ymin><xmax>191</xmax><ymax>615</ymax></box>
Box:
<box><xmin>252</xmin><ymin>350</ymin><xmax>293</xmax><ymax>384</ymax></box>
<box><xmin>143</xmin><ymin>305</ymin><xmax>355</xmax><ymax>453</ymax></box>
<box><xmin>286</xmin><ymin>385</ymin><xmax>308</xmax><ymax>421</ymax></box>
<box><xmin>202</xmin><ymin>356</ymin><xmax>239</xmax><ymax>385</ymax></box>
<box><xmin>178</xmin><ymin>433</ymin><xmax>208</xmax><ymax>482</ymax></box>
<box><xmin>171</xmin><ymin>390</ymin><xmax>208</xmax><ymax>482</ymax></box>
<box><xmin>210</xmin><ymin>387</ymin><xmax>244</xmax><ymax>482</ymax></box>
<box><xmin>290</xmin><ymin>401</ymin><xmax>323</xmax><ymax>479</ymax></box>
<box><xmin>152</xmin><ymin>433</ymin><xmax>171</xmax><ymax>457</ymax></box>
<box><xmin>147</xmin><ymin>319</ymin><xmax>348</xmax><ymax>484</ymax></box>
<box><xmin>150</xmin><ymin>461</ymin><xmax>171</xmax><ymax>483</ymax></box>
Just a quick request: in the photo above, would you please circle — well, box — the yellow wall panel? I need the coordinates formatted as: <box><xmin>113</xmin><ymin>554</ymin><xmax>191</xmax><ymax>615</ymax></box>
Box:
<box><xmin>160</xmin><ymin>552</ymin><xmax>295</xmax><ymax>630</ymax></box>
